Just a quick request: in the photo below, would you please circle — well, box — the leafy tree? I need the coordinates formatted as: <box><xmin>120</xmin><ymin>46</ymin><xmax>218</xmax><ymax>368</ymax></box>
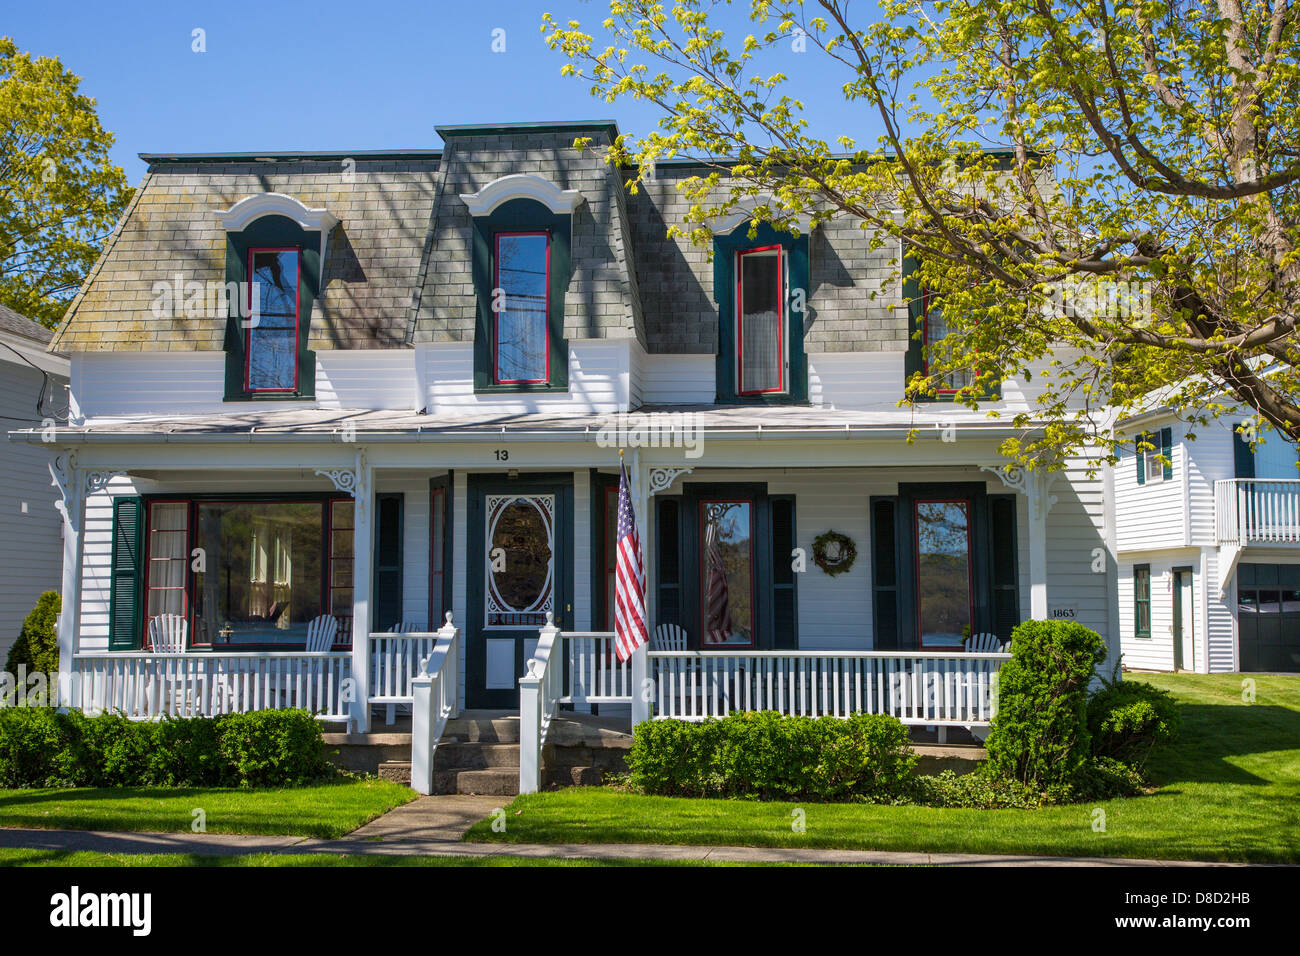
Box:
<box><xmin>544</xmin><ymin>1</ymin><xmax>1300</xmax><ymax>464</ymax></box>
<box><xmin>0</xmin><ymin>37</ymin><xmax>129</xmax><ymax>327</ymax></box>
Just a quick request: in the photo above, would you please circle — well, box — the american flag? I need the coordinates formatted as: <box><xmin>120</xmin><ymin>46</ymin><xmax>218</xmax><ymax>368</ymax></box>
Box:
<box><xmin>612</xmin><ymin>457</ymin><xmax>648</xmax><ymax>662</ymax></box>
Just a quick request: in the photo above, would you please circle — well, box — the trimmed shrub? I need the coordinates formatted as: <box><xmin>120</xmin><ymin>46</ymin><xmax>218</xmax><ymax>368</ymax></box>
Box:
<box><xmin>216</xmin><ymin>710</ymin><xmax>331</xmax><ymax>788</ymax></box>
<box><xmin>909</xmin><ymin>767</ymin><xmax>1048</xmax><ymax>809</ymax></box>
<box><xmin>1087</xmin><ymin>678</ymin><xmax>1181</xmax><ymax>770</ymax></box>
<box><xmin>628</xmin><ymin>711</ymin><xmax>917</xmax><ymax>802</ymax></box>
<box><xmin>0</xmin><ymin>707</ymin><xmax>334</xmax><ymax>789</ymax></box>
<box><xmin>4</xmin><ymin>591</ymin><xmax>60</xmax><ymax>680</ymax></box>
<box><xmin>1065</xmin><ymin>756</ymin><xmax>1146</xmax><ymax>802</ymax></box>
<box><xmin>984</xmin><ymin>620</ymin><xmax>1108</xmax><ymax>791</ymax></box>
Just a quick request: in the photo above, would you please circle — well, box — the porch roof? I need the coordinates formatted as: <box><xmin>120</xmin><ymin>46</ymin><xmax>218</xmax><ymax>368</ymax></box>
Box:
<box><xmin>10</xmin><ymin>404</ymin><xmax>1044</xmax><ymax>444</ymax></box>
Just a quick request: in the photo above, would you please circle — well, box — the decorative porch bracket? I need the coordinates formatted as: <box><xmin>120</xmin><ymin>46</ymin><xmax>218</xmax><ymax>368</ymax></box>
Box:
<box><xmin>980</xmin><ymin>462</ymin><xmax>1060</xmax><ymax>620</ymax></box>
<box><xmin>647</xmin><ymin>466</ymin><xmax>694</xmax><ymax>496</ymax></box>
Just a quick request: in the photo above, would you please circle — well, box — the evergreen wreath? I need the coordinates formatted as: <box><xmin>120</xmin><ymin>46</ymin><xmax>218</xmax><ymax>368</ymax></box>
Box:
<box><xmin>812</xmin><ymin>530</ymin><xmax>857</xmax><ymax>576</ymax></box>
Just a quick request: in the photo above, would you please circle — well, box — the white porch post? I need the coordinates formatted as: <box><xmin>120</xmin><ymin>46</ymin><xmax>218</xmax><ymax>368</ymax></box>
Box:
<box><xmin>1028</xmin><ymin>471</ymin><xmax>1049</xmax><ymax>620</ymax></box>
<box><xmin>349</xmin><ymin>450</ymin><xmax>373</xmax><ymax>733</ymax></box>
<box><xmin>51</xmin><ymin>453</ymin><xmax>83</xmax><ymax>708</ymax></box>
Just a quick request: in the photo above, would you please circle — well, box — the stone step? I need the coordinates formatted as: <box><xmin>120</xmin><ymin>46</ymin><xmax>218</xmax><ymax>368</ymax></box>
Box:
<box><xmin>437</xmin><ymin>768</ymin><xmax>519</xmax><ymax>797</ymax></box>
<box><xmin>377</xmin><ymin>761</ymin><xmax>412</xmax><ymax>784</ymax></box>
<box><xmin>544</xmin><ymin>766</ymin><xmax>605</xmax><ymax>788</ymax></box>
<box><xmin>442</xmin><ymin>716</ymin><xmax>521</xmax><ymax>744</ymax></box>
<box><xmin>433</xmin><ymin>742</ymin><xmax>520</xmax><ymax>770</ymax></box>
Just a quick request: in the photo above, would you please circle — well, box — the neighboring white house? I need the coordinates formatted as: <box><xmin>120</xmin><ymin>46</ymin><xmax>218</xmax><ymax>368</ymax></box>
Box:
<box><xmin>0</xmin><ymin>304</ymin><xmax>68</xmax><ymax>661</ymax></box>
<box><xmin>12</xmin><ymin>122</ymin><xmax>1120</xmax><ymax>745</ymax></box>
<box><xmin>1115</xmin><ymin>408</ymin><xmax>1300</xmax><ymax>674</ymax></box>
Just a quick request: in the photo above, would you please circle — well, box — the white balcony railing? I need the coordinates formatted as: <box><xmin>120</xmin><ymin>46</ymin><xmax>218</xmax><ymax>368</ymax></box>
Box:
<box><xmin>1215</xmin><ymin>479</ymin><xmax>1300</xmax><ymax>546</ymax></box>
<box><xmin>67</xmin><ymin>651</ymin><xmax>353</xmax><ymax>721</ymax></box>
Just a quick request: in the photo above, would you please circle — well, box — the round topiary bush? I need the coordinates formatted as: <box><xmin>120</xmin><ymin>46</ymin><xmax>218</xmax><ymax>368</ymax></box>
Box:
<box><xmin>983</xmin><ymin>619</ymin><xmax>1109</xmax><ymax>791</ymax></box>
<box><xmin>1087</xmin><ymin>678</ymin><xmax>1181</xmax><ymax>770</ymax></box>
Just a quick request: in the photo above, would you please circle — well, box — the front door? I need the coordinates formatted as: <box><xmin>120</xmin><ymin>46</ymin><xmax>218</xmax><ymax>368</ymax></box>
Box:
<box><xmin>1173</xmin><ymin>567</ymin><xmax>1194</xmax><ymax>671</ymax></box>
<box><xmin>466</xmin><ymin>474</ymin><xmax>573</xmax><ymax>708</ymax></box>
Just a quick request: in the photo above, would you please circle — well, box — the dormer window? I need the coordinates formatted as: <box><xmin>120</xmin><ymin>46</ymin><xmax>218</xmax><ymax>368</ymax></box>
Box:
<box><xmin>493</xmin><ymin>232</ymin><xmax>551</xmax><ymax>385</ymax></box>
<box><xmin>712</xmin><ymin>204</ymin><xmax>810</xmax><ymax>405</ymax></box>
<box><xmin>737</xmin><ymin>245</ymin><xmax>786</xmax><ymax>395</ymax></box>
<box><xmin>216</xmin><ymin>193</ymin><xmax>336</xmax><ymax>403</ymax></box>
<box><xmin>246</xmin><ymin>248</ymin><xmax>301</xmax><ymax>392</ymax></box>
<box><xmin>460</xmin><ymin>174</ymin><xmax>579</xmax><ymax>393</ymax></box>
<box><xmin>919</xmin><ymin>287</ymin><xmax>973</xmax><ymax>395</ymax></box>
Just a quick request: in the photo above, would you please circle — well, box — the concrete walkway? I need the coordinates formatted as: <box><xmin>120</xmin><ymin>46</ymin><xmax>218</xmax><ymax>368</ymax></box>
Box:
<box><xmin>0</xmin><ymin>795</ymin><xmax>1248</xmax><ymax>867</ymax></box>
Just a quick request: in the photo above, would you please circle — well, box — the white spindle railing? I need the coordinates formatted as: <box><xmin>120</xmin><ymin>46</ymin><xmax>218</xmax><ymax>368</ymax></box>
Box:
<box><xmin>1216</xmin><ymin>479</ymin><xmax>1300</xmax><ymax>545</ymax></box>
<box><xmin>67</xmin><ymin>652</ymin><xmax>353</xmax><ymax>721</ymax></box>
<box><xmin>648</xmin><ymin>649</ymin><xmax>1010</xmax><ymax>727</ymax></box>
<box><xmin>518</xmin><ymin>614</ymin><xmax>565</xmax><ymax>794</ymax></box>
<box><xmin>409</xmin><ymin>614</ymin><xmax>460</xmax><ymax>795</ymax></box>
<box><xmin>369</xmin><ymin>629</ymin><xmax>440</xmax><ymax>723</ymax></box>
<box><xmin>565</xmin><ymin>630</ymin><xmax>633</xmax><ymax>704</ymax></box>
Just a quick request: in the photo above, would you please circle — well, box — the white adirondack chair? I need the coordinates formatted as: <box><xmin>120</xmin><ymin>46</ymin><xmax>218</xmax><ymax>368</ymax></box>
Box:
<box><xmin>383</xmin><ymin>622</ymin><xmax>423</xmax><ymax>724</ymax></box>
<box><xmin>304</xmin><ymin>614</ymin><xmax>340</xmax><ymax>652</ymax></box>
<box><xmin>147</xmin><ymin>614</ymin><xmax>187</xmax><ymax>652</ymax></box>
<box><xmin>651</xmin><ymin>623</ymin><xmax>688</xmax><ymax>651</ymax></box>
<box><xmin>966</xmin><ymin>632</ymin><xmax>1006</xmax><ymax>653</ymax></box>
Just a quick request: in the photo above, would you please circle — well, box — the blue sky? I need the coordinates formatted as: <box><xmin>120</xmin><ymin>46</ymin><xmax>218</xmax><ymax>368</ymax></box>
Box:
<box><xmin>7</xmin><ymin>0</ymin><xmax>889</xmax><ymax>185</ymax></box>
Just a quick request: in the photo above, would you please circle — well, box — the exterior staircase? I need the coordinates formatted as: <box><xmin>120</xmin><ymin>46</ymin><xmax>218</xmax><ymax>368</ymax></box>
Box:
<box><xmin>329</xmin><ymin>710</ymin><xmax>631</xmax><ymax>796</ymax></box>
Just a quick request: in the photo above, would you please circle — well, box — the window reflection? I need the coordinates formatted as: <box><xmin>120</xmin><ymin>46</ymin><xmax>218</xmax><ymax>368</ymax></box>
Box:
<box><xmin>247</xmin><ymin>249</ymin><xmax>299</xmax><ymax>391</ymax></box>
<box><xmin>701</xmin><ymin>500</ymin><xmax>754</xmax><ymax>646</ymax></box>
<box><xmin>916</xmin><ymin>500</ymin><xmax>972</xmax><ymax>647</ymax></box>
<box><xmin>495</xmin><ymin>233</ymin><xmax>549</xmax><ymax>383</ymax></box>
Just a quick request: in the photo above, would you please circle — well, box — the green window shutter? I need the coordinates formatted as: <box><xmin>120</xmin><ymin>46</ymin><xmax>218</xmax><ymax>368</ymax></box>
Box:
<box><xmin>1135</xmin><ymin>434</ymin><xmax>1146</xmax><ymax>485</ymax></box>
<box><xmin>372</xmin><ymin>493</ymin><xmax>404</xmax><ymax>632</ymax></box>
<box><xmin>902</xmin><ymin>249</ymin><xmax>925</xmax><ymax>389</ymax></box>
<box><xmin>871</xmin><ymin>497</ymin><xmax>900</xmax><ymax>649</ymax></box>
<box><xmin>655</xmin><ymin>497</ymin><xmax>683</xmax><ymax>633</ymax></box>
<box><xmin>988</xmin><ymin>495</ymin><xmax>1020</xmax><ymax>642</ymax></box>
<box><xmin>108</xmin><ymin>496</ymin><xmax>144</xmax><ymax>650</ymax></box>
<box><xmin>1233</xmin><ymin>424</ymin><xmax>1256</xmax><ymax>479</ymax></box>
<box><xmin>1160</xmin><ymin>427</ymin><xmax>1173</xmax><ymax>480</ymax></box>
<box><xmin>771</xmin><ymin>495</ymin><xmax>798</xmax><ymax>650</ymax></box>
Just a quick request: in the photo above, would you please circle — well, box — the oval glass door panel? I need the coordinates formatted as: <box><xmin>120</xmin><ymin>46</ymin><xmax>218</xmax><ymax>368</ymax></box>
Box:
<box><xmin>486</xmin><ymin>494</ymin><xmax>555</xmax><ymax>628</ymax></box>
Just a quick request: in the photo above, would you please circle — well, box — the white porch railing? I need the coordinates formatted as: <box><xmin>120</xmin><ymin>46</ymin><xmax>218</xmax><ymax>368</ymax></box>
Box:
<box><xmin>67</xmin><ymin>652</ymin><xmax>353</xmax><ymax>721</ymax></box>
<box><xmin>649</xmin><ymin>650</ymin><xmax>1009</xmax><ymax>726</ymax></box>
<box><xmin>518</xmin><ymin>616</ymin><xmax>566</xmax><ymax>794</ymax></box>
<box><xmin>369</xmin><ymin>629</ymin><xmax>442</xmax><ymax>723</ymax></box>
<box><xmin>566</xmin><ymin>631</ymin><xmax>635</xmax><ymax>704</ymax></box>
<box><xmin>409</xmin><ymin>615</ymin><xmax>461</xmax><ymax>795</ymax></box>
<box><xmin>1216</xmin><ymin>479</ymin><xmax>1300</xmax><ymax>545</ymax></box>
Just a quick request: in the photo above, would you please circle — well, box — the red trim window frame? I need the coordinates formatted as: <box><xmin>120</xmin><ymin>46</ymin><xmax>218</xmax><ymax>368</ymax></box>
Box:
<box><xmin>493</xmin><ymin>231</ymin><xmax>551</xmax><ymax>385</ymax></box>
<box><xmin>245</xmin><ymin>246</ymin><xmax>302</xmax><ymax>394</ymax></box>
<box><xmin>913</xmin><ymin>498</ymin><xmax>975</xmax><ymax>649</ymax></box>
<box><xmin>921</xmin><ymin>286</ymin><xmax>978</xmax><ymax>396</ymax></box>
<box><xmin>143</xmin><ymin>499</ymin><xmax>193</xmax><ymax>650</ymax></box>
<box><xmin>141</xmin><ymin>496</ymin><xmax>352</xmax><ymax>651</ymax></box>
<box><xmin>736</xmin><ymin>244</ymin><xmax>786</xmax><ymax>396</ymax></box>
<box><xmin>698</xmin><ymin>498</ymin><xmax>758</xmax><ymax>650</ymax></box>
<box><xmin>428</xmin><ymin>484</ymin><xmax>448</xmax><ymax>631</ymax></box>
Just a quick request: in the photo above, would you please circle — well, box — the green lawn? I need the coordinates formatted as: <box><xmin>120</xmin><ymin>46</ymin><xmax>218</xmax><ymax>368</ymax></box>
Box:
<box><xmin>465</xmin><ymin>673</ymin><xmax>1300</xmax><ymax>863</ymax></box>
<box><xmin>0</xmin><ymin>849</ymin><xmax>794</xmax><ymax>867</ymax></box>
<box><xmin>0</xmin><ymin>779</ymin><xmax>414</xmax><ymax>839</ymax></box>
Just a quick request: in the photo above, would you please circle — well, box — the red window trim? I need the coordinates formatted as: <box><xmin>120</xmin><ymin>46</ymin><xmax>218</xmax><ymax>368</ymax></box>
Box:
<box><xmin>698</xmin><ymin>498</ymin><xmax>757</xmax><ymax>650</ymax></box>
<box><xmin>913</xmin><ymin>498</ymin><xmax>975</xmax><ymax>649</ymax></box>
<box><xmin>326</xmin><ymin>499</ymin><xmax>355</xmax><ymax>644</ymax></box>
<box><xmin>493</xmin><ymin>231</ymin><xmax>551</xmax><ymax>385</ymax></box>
<box><xmin>244</xmin><ymin>246</ymin><xmax>301</xmax><ymax>394</ymax></box>
<box><xmin>736</xmin><ymin>245</ymin><xmax>786</xmax><ymax>396</ymax></box>
<box><xmin>142</xmin><ymin>499</ymin><xmax>192</xmax><ymax>651</ymax></box>
<box><xmin>140</xmin><ymin>496</ymin><xmax>351</xmax><ymax>651</ymax></box>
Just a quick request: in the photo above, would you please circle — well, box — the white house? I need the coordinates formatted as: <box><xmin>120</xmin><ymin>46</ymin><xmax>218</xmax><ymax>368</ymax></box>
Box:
<box><xmin>12</xmin><ymin>122</ymin><xmax>1121</xmax><ymax>787</ymax></box>
<box><xmin>0</xmin><ymin>304</ymin><xmax>68</xmax><ymax>661</ymax></box>
<box><xmin>1115</xmin><ymin>407</ymin><xmax>1300</xmax><ymax>673</ymax></box>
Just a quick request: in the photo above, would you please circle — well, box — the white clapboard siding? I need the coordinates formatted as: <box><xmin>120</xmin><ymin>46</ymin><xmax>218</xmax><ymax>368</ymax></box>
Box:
<box><xmin>420</xmin><ymin>340</ymin><xmax>631</xmax><ymax>415</ymax></box>
<box><xmin>0</xmin><ymin>360</ymin><xmax>68</xmax><ymax>660</ymax></box>
<box><xmin>1203</xmin><ymin>549</ymin><xmax>1237</xmax><ymax>672</ymax></box>
<box><xmin>1046</xmin><ymin>454</ymin><xmax>1114</xmax><ymax>641</ymax></box>
<box><xmin>1115</xmin><ymin>427</ymin><xmax>1186</xmax><ymax>553</ymax></box>
<box><xmin>1187</xmin><ymin>421</ymin><xmax>1238</xmax><ymax>547</ymax></box>
<box><xmin>70</xmin><ymin>350</ymin><xmax>417</xmax><ymax>421</ymax></box>
<box><xmin>637</xmin><ymin>350</ymin><xmax>715</xmax><ymax>405</ymax></box>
